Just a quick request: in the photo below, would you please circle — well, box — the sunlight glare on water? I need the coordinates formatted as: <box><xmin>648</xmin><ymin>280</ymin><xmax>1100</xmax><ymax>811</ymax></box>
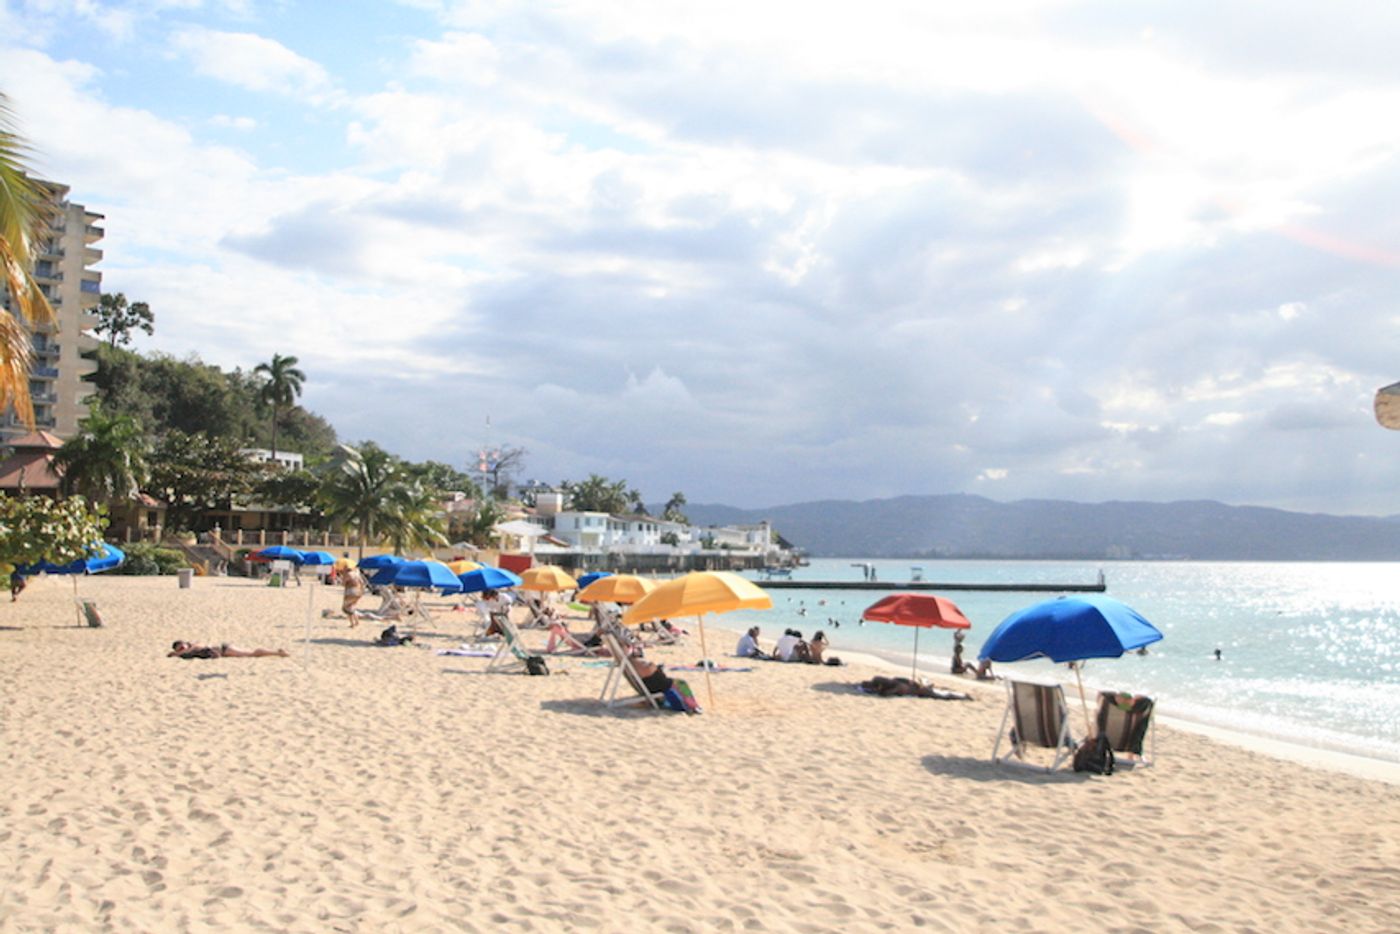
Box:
<box><xmin>736</xmin><ymin>559</ymin><xmax>1400</xmax><ymax>762</ymax></box>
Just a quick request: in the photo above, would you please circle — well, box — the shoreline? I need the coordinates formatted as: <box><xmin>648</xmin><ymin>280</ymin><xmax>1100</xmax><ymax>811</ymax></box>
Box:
<box><xmin>710</xmin><ymin>617</ymin><xmax>1400</xmax><ymax>786</ymax></box>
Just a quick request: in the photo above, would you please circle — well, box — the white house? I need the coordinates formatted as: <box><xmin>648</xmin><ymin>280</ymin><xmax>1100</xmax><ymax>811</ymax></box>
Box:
<box><xmin>547</xmin><ymin>510</ymin><xmax>611</xmax><ymax>550</ymax></box>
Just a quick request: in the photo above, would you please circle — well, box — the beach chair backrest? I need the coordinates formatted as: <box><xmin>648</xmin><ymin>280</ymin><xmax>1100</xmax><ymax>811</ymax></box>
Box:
<box><xmin>1010</xmin><ymin>681</ymin><xmax>1066</xmax><ymax>748</ymax></box>
<box><xmin>1097</xmin><ymin>691</ymin><xmax>1154</xmax><ymax>755</ymax></box>
<box><xmin>499</xmin><ymin>616</ymin><xmax>533</xmax><ymax>661</ymax></box>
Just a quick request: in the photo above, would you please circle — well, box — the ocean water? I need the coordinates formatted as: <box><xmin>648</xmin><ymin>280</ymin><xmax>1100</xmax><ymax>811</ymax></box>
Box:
<box><xmin>730</xmin><ymin>559</ymin><xmax>1400</xmax><ymax>763</ymax></box>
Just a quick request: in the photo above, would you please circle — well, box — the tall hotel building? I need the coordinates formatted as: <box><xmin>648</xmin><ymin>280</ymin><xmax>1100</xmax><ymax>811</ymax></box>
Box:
<box><xmin>0</xmin><ymin>179</ymin><xmax>103</xmax><ymax>443</ymax></box>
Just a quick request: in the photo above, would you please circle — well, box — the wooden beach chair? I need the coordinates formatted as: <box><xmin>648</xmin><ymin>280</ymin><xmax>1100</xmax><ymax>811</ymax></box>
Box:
<box><xmin>486</xmin><ymin>614</ymin><xmax>534</xmax><ymax>674</ymax></box>
<box><xmin>1096</xmin><ymin>690</ymin><xmax>1156</xmax><ymax>768</ymax></box>
<box><xmin>992</xmin><ymin>679</ymin><xmax>1077</xmax><ymax>771</ymax></box>
<box><xmin>598</xmin><ymin>630</ymin><xmax>666</xmax><ymax>710</ymax></box>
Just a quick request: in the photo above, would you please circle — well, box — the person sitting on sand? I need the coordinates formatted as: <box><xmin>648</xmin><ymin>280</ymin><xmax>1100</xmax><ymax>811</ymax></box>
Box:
<box><xmin>774</xmin><ymin>629</ymin><xmax>803</xmax><ymax>662</ymax></box>
<box><xmin>951</xmin><ymin>630</ymin><xmax>973</xmax><ymax>675</ymax></box>
<box><xmin>735</xmin><ymin>626</ymin><xmax>772</xmax><ymax>659</ymax></box>
<box><xmin>374</xmin><ymin>624</ymin><xmax>414</xmax><ymax>647</ymax></box>
<box><xmin>858</xmin><ymin>675</ymin><xmax>970</xmax><ymax>700</ymax></box>
<box><xmin>10</xmin><ymin>572</ymin><xmax>26</xmax><ymax>602</ymax></box>
<box><xmin>168</xmin><ymin>640</ymin><xmax>288</xmax><ymax>659</ymax></box>
<box><xmin>807</xmin><ymin>630</ymin><xmax>830</xmax><ymax>664</ymax></box>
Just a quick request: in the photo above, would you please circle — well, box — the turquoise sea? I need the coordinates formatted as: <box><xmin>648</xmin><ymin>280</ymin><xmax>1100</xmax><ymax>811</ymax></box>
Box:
<box><xmin>733</xmin><ymin>559</ymin><xmax>1400</xmax><ymax>763</ymax></box>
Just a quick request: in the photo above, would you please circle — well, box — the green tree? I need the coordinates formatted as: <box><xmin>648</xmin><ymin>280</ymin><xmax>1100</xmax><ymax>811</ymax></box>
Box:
<box><xmin>254</xmin><ymin>468</ymin><xmax>322</xmax><ymax>517</ymax></box>
<box><xmin>319</xmin><ymin>444</ymin><xmax>402</xmax><ymax>559</ymax></box>
<box><xmin>567</xmin><ymin>474</ymin><xmax>632</xmax><ymax>514</ymax></box>
<box><xmin>405</xmin><ymin>460</ymin><xmax>481</xmax><ymax>499</ymax></box>
<box><xmin>1</xmin><ymin>495</ymin><xmax>107</xmax><ymax>589</ymax></box>
<box><xmin>663</xmin><ymin>491</ymin><xmax>689</xmax><ymax>524</ymax></box>
<box><xmin>0</xmin><ymin>93</ymin><xmax>55</xmax><ymax>428</ymax></box>
<box><xmin>449</xmin><ymin>498</ymin><xmax>504</xmax><ymax>549</ymax></box>
<box><xmin>380</xmin><ymin>478</ymin><xmax>448</xmax><ymax>555</ymax></box>
<box><xmin>147</xmin><ymin>430</ymin><xmax>268</xmax><ymax>530</ymax></box>
<box><xmin>253</xmin><ymin>353</ymin><xmax>305</xmax><ymax>461</ymax></box>
<box><xmin>94</xmin><ymin>292</ymin><xmax>154</xmax><ymax>348</ymax></box>
<box><xmin>52</xmin><ymin>404</ymin><xmax>148</xmax><ymax>503</ymax></box>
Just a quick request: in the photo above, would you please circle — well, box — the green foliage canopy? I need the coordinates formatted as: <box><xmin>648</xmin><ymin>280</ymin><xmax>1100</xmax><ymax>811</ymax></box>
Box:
<box><xmin>0</xmin><ymin>496</ymin><xmax>107</xmax><ymax>577</ymax></box>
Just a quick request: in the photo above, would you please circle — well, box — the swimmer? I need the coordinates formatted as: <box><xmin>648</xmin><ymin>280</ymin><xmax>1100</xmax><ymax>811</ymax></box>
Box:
<box><xmin>1214</xmin><ymin>647</ymin><xmax>1223</xmax><ymax>661</ymax></box>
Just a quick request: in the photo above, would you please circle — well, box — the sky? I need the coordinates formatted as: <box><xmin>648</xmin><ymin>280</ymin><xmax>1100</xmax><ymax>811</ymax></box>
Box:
<box><xmin>3</xmin><ymin>0</ymin><xmax>1400</xmax><ymax>514</ymax></box>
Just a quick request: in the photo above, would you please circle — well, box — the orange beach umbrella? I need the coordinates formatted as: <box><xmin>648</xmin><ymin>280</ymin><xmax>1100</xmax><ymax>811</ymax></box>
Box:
<box><xmin>576</xmin><ymin>574</ymin><xmax>657</xmax><ymax>605</ymax></box>
<box><xmin>520</xmin><ymin>565</ymin><xmax>579</xmax><ymax>592</ymax></box>
<box><xmin>623</xmin><ymin>571</ymin><xmax>773</xmax><ymax>709</ymax></box>
<box><xmin>863</xmin><ymin>593</ymin><xmax>971</xmax><ymax>680</ymax></box>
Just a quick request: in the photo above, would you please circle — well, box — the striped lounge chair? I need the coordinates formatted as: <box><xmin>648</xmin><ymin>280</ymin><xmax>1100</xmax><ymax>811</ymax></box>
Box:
<box><xmin>1096</xmin><ymin>691</ymin><xmax>1156</xmax><ymax>768</ymax></box>
<box><xmin>992</xmin><ymin>679</ymin><xmax>1077</xmax><ymax>771</ymax></box>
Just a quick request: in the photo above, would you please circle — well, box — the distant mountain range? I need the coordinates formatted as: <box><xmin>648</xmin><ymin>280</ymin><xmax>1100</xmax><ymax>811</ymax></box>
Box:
<box><xmin>681</xmin><ymin>494</ymin><xmax>1400</xmax><ymax>560</ymax></box>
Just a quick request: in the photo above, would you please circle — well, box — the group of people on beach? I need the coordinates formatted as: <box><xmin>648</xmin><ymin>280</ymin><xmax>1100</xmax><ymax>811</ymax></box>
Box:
<box><xmin>734</xmin><ymin>626</ymin><xmax>841</xmax><ymax>665</ymax></box>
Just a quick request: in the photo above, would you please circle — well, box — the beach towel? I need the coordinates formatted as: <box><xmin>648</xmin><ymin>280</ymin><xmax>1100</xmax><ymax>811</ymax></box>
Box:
<box><xmin>435</xmin><ymin>645</ymin><xmax>496</xmax><ymax>657</ymax></box>
<box><xmin>668</xmin><ymin>664</ymin><xmax>753</xmax><ymax>672</ymax></box>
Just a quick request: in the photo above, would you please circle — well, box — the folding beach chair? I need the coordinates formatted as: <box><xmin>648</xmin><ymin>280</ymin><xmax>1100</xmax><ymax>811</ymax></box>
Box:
<box><xmin>1096</xmin><ymin>690</ymin><xmax>1156</xmax><ymax>768</ymax></box>
<box><xmin>486</xmin><ymin>614</ymin><xmax>534</xmax><ymax>674</ymax></box>
<box><xmin>77</xmin><ymin>598</ymin><xmax>104</xmax><ymax>628</ymax></box>
<box><xmin>544</xmin><ymin>621</ymin><xmax>606</xmax><ymax>656</ymax></box>
<box><xmin>598</xmin><ymin>629</ymin><xmax>666</xmax><ymax>710</ymax></box>
<box><xmin>992</xmin><ymin>679</ymin><xmax>1077</xmax><ymax>771</ymax></box>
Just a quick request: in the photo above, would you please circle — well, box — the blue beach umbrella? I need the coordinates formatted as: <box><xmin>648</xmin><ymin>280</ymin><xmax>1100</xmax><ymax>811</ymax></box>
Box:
<box><xmin>18</xmin><ymin>542</ymin><xmax>127</xmax><ymax>576</ymax></box>
<box><xmin>299</xmin><ymin>551</ymin><xmax>336</xmax><ymax>567</ymax></box>
<box><xmin>256</xmin><ymin>545</ymin><xmax>306</xmax><ymax>564</ymax></box>
<box><xmin>979</xmin><ymin>594</ymin><xmax>1163</xmax><ymax>731</ymax></box>
<box><xmin>358</xmin><ymin>553</ymin><xmax>405</xmax><ymax>570</ymax></box>
<box><xmin>370</xmin><ymin>559</ymin><xmax>463</xmax><ymax>593</ymax></box>
<box><xmin>576</xmin><ymin>571</ymin><xmax>612</xmax><ymax>589</ymax></box>
<box><xmin>979</xmin><ymin>594</ymin><xmax>1163</xmax><ymax>664</ymax></box>
<box><xmin>456</xmin><ymin>566</ymin><xmax>523</xmax><ymax>594</ymax></box>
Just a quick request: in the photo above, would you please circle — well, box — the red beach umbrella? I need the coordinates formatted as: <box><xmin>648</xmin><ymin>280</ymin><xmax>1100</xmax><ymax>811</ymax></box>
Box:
<box><xmin>862</xmin><ymin>593</ymin><xmax>972</xmax><ymax>680</ymax></box>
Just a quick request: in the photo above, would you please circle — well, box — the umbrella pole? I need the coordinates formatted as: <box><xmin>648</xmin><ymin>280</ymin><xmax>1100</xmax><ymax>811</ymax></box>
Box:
<box><xmin>1074</xmin><ymin>662</ymin><xmax>1092</xmax><ymax>736</ymax></box>
<box><xmin>73</xmin><ymin>576</ymin><xmax>82</xmax><ymax>628</ymax></box>
<box><xmin>912</xmin><ymin>626</ymin><xmax>920</xmax><ymax>681</ymax></box>
<box><xmin>697</xmin><ymin>616</ymin><xmax>715</xmax><ymax>711</ymax></box>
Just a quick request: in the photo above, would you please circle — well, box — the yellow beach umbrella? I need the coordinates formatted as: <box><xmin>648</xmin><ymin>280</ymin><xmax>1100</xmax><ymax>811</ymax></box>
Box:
<box><xmin>576</xmin><ymin>574</ymin><xmax>657</xmax><ymax>605</ymax></box>
<box><xmin>520</xmin><ymin>565</ymin><xmax>579</xmax><ymax>592</ymax></box>
<box><xmin>447</xmin><ymin>559</ymin><xmax>482</xmax><ymax>575</ymax></box>
<box><xmin>622</xmin><ymin>571</ymin><xmax>773</xmax><ymax>709</ymax></box>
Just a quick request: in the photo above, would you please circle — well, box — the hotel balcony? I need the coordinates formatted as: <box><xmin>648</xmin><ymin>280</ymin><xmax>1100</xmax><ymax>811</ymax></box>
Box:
<box><xmin>84</xmin><ymin>246</ymin><xmax>103</xmax><ymax>264</ymax></box>
<box><xmin>85</xmin><ymin>224</ymin><xmax>104</xmax><ymax>244</ymax></box>
<box><xmin>80</xmin><ymin>278</ymin><xmax>101</xmax><ymax>294</ymax></box>
<box><xmin>39</xmin><ymin>241</ymin><xmax>64</xmax><ymax>258</ymax></box>
<box><xmin>31</xmin><ymin>342</ymin><xmax>60</xmax><ymax>360</ymax></box>
<box><xmin>33</xmin><ymin>366</ymin><xmax>60</xmax><ymax>380</ymax></box>
<box><xmin>34</xmin><ymin>415</ymin><xmax>57</xmax><ymax>429</ymax></box>
<box><xmin>30</xmin><ymin>391</ymin><xmax>58</xmax><ymax>404</ymax></box>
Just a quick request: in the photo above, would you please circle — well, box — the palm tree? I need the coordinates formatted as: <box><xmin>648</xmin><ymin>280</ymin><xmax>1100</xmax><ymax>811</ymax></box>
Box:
<box><xmin>381</xmin><ymin>479</ymin><xmax>448</xmax><ymax>556</ymax></box>
<box><xmin>0</xmin><ymin>92</ymin><xmax>55</xmax><ymax>429</ymax></box>
<box><xmin>53</xmin><ymin>405</ymin><xmax>148</xmax><ymax>502</ymax></box>
<box><xmin>318</xmin><ymin>445</ymin><xmax>399</xmax><ymax>559</ymax></box>
<box><xmin>252</xmin><ymin>353</ymin><xmax>305</xmax><ymax>461</ymax></box>
<box><xmin>663</xmin><ymin>491</ymin><xmax>689</xmax><ymax>523</ymax></box>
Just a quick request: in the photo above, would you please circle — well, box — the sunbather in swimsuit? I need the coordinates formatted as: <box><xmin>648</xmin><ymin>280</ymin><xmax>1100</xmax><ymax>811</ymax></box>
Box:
<box><xmin>168</xmin><ymin>640</ymin><xmax>288</xmax><ymax>659</ymax></box>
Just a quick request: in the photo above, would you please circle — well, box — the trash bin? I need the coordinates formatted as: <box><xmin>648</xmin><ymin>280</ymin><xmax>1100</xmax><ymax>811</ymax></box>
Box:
<box><xmin>177</xmin><ymin>568</ymin><xmax>193</xmax><ymax>589</ymax></box>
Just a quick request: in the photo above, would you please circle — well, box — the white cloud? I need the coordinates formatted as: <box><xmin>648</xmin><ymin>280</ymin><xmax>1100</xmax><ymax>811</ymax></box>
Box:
<box><xmin>169</xmin><ymin>27</ymin><xmax>339</xmax><ymax>104</ymax></box>
<box><xmin>209</xmin><ymin>113</ymin><xmax>257</xmax><ymax>130</ymax></box>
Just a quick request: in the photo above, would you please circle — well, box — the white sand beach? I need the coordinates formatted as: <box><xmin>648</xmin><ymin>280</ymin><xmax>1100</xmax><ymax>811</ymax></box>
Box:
<box><xmin>3</xmin><ymin>574</ymin><xmax>1399</xmax><ymax>932</ymax></box>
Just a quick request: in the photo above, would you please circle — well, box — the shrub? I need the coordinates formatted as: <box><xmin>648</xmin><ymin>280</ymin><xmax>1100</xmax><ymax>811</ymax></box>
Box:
<box><xmin>115</xmin><ymin>543</ymin><xmax>186</xmax><ymax>575</ymax></box>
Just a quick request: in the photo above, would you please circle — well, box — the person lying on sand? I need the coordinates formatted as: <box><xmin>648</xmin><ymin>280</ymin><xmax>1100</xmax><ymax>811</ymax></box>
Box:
<box><xmin>168</xmin><ymin>640</ymin><xmax>288</xmax><ymax>659</ymax></box>
<box><xmin>858</xmin><ymin>676</ymin><xmax>971</xmax><ymax>700</ymax></box>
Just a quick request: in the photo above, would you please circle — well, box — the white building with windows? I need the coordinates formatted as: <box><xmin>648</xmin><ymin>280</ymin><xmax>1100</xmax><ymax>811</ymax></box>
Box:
<box><xmin>1</xmin><ymin>180</ymin><xmax>102</xmax><ymax>443</ymax></box>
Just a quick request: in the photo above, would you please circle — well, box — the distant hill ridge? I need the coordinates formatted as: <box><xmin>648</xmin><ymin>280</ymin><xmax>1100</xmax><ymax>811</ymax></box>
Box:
<box><xmin>679</xmin><ymin>494</ymin><xmax>1400</xmax><ymax>560</ymax></box>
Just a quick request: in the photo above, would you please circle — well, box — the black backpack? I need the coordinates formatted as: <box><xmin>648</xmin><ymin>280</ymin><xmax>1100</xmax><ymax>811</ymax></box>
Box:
<box><xmin>525</xmin><ymin>655</ymin><xmax>550</xmax><ymax>676</ymax></box>
<box><xmin>1073</xmin><ymin>733</ymin><xmax>1115</xmax><ymax>775</ymax></box>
